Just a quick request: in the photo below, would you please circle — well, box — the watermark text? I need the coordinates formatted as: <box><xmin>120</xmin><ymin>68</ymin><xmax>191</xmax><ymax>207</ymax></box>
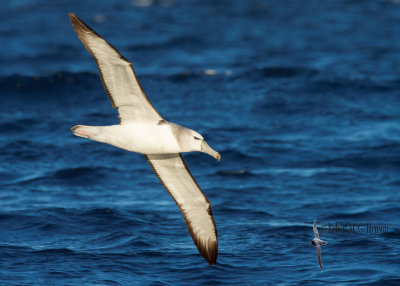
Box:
<box><xmin>318</xmin><ymin>223</ymin><xmax>389</xmax><ymax>234</ymax></box>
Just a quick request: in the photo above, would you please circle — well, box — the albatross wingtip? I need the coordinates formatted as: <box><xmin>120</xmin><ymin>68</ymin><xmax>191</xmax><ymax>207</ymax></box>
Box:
<box><xmin>69</xmin><ymin>13</ymin><xmax>82</xmax><ymax>29</ymax></box>
<box><xmin>204</xmin><ymin>240</ymin><xmax>218</xmax><ymax>266</ymax></box>
<box><xmin>69</xmin><ymin>13</ymin><xmax>78</xmax><ymax>22</ymax></box>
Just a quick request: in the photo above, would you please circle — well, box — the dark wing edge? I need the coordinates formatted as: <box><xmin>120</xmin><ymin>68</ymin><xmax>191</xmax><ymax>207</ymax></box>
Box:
<box><xmin>145</xmin><ymin>154</ymin><xmax>218</xmax><ymax>266</ymax></box>
<box><xmin>69</xmin><ymin>13</ymin><xmax>162</xmax><ymax>122</ymax></box>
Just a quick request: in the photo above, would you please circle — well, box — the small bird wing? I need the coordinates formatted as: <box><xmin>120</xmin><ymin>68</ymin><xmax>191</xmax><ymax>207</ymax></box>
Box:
<box><xmin>316</xmin><ymin>244</ymin><xmax>323</xmax><ymax>271</ymax></box>
<box><xmin>313</xmin><ymin>219</ymin><xmax>320</xmax><ymax>238</ymax></box>
<box><xmin>145</xmin><ymin>153</ymin><xmax>218</xmax><ymax>265</ymax></box>
<box><xmin>69</xmin><ymin>13</ymin><xmax>162</xmax><ymax>124</ymax></box>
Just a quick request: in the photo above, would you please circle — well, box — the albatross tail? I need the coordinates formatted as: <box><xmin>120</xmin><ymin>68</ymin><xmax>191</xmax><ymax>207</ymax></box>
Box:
<box><xmin>71</xmin><ymin>125</ymin><xmax>101</xmax><ymax>139</ymax></box>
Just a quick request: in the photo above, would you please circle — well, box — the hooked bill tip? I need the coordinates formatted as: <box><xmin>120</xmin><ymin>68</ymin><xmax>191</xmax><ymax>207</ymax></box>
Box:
<box><xmin>201</xmin><ymin>140</ymin><xmax>220</xmax><ymax>161</ymax></box>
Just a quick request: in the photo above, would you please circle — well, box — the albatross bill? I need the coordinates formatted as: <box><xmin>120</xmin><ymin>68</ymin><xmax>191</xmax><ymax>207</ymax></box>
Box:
<box><xmin>69</xmin><ymin>13</ymin><xmax>219</xmax><ymax>266</ymax></box>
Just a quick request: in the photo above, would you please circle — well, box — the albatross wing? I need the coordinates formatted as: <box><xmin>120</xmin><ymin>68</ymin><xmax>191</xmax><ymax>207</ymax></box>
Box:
<box><xmin>69</xmin><ymin>13</ymin><xmax>162</xmax><ymax>123</ymax></box>
<box><xmin>145</xmin><ymin>153</ymin><xmax>218</xmax><ymax>265</ymax></box>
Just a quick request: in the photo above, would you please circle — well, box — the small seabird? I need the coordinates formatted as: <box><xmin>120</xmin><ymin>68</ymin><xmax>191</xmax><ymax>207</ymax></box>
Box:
<box><xmin>69</xmin><ymin>13</ymin><xmax>220</xmax><ymax>266</ymax></box>
<box><xmin>310</xmin><ymin>219</ymin><xmax>327</xmax><ymax>271</ymax></box>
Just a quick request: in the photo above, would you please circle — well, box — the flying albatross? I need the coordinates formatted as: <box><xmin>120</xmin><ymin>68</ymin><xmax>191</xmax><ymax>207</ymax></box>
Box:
<box><xmin>69</xmin><ymin>13</ymin><xmax>220</xmax><ymax>266</ymax></box>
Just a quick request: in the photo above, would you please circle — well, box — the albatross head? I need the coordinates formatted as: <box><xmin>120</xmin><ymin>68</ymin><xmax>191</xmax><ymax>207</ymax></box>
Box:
<box><xmin>179</xmin><ymin>127</ymin><xmax>221</xmax><ymax>161</ymax></box>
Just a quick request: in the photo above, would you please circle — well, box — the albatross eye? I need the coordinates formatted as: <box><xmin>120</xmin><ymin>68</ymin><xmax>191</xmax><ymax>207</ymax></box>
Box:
<box><xmin>194</xmin><ymin>136</ymin><xmax>201</xmax><ymax>140</ymax></box>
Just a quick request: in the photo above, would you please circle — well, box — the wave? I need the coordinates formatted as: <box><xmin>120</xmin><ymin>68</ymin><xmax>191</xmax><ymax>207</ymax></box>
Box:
<box><xmin>0</xmin><ymin>207</ymin><xmax>156</xmax><ymax>235</ymax></box>
<box><xmin>2</xmin><ymin>66</ymin><xmax>400</xmax><ymax>98</ymax></box>
<box><xmin>363</xmin><ymin>278</ymin><xmax>400</xmax><ymax>286</ymax></box>
<box><xmin>0</xmin><ymin>165</ymin><xmax>117</xmax><ymax>187</ymax></box>
<box><xmin>381</xmin><ymin>228</ymin><xmax>400</xmax><ymax>239</ymax></box>
<box><xmin>0</xmin><ymin>140</ymin><xmax>55</xmax><ymax>165</ymax></box>
<box><xmin>325</xmin><ymin>206</ymin><xmax>400</xmax><ymax>221</ymax></box>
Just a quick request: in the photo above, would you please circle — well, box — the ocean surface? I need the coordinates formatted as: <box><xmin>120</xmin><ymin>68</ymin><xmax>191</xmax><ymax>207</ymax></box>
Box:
<box><xmin>1</xmin><ymin>0</ymin><xmax>400</xmax><ymax>285</ymax></box>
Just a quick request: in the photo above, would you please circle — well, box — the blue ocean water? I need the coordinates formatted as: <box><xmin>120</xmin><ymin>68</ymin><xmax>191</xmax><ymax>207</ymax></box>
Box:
<box><xmin>1</xmin><ymin>0</ymin><xmax>400</xmax><ymax>284</ymax></box>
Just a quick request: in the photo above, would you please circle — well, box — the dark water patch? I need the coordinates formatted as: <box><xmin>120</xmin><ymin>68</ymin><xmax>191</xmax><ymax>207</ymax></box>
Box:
<box><xmin>33</xmin><ymin>247</ymin><xmax>78</xmax><ymax>255</ymax></box>
<box><xmin>381</xmin><ymin>228</ymin><xmax>400</xmax><ymax>239</ymax></box>
<box><xmin>128</xmin><ymin>35</ymin><xmax>202</xmax><ymax>51</ymax></box>
<box><xmin>214</xmin><ymin>126</ymin><xmax>258</xmax><ymax>133</ymax></box>
<box><xmin>9</xmin><ymin>166</ymin><xmax>117</xmax><ymax>187</ymax></box>
<box><xmin>0</xmin><ymin>170</ymin><xmax>20</xmax><ymax>185</ymax></box>
<box><xmin>167</xmin><ymin>70</ymin><xmax>198</xmax><ymax>82</ymax></box>
<box><xmin>0</xmin><ymin>211</ymin><xmax>64</xmax><ymax>237</ymax></box>
<box><xmin>364</xmin><ymin>278</ymin><xmax>400</xmax><ymax>286</ymax></box>
<box><xmin>0</xmin><ymin>121</ymin><xmax>26</xmax><ymax>133</ymax></box>
<box><xmin>0</xmin><ymin>140</ymin><xmax>55</xmax><ymax>162</ymax></box>
<box><xmin>97</xmin><ymin>280</ymin><xmax>122</xmax><ymax>286</ymax></box>
<box><xmin>217</xmin><ymin>169</ymin><xmax>253</xmax><ymax>176</ymax></box>
<box><xmin>167</xmin><ymin>69</ymin><xmax>231</xmax><ymax>83</ymax></box>
<box><xmin>0</xmin><ymin>244</ymin><xmax>32</xmax><ymax>253</ymax></box>
<box><xmin>332</xmin><ymin>237</ymin><xmax>383</xmax><ymax>250</ymax></box>
<box><xmin>0</xmin><ymin>117</ymin><xmax>41</xmax><ymax>133</ymax></box>
<box><xmin>265</xmin><ymin>224</ymin><xmax>310</xmax><ymax>238</ymax></box>
<box><xmin>309</xmin><ymin>74</ymin><xmax>400</xmax><ymax>93</ymax></box>
<box><xmin>256</xmin><ymin>66</ymin><xmax>319</xmax><ymax>78</ymax></box>
<box><xmin>52</xmin><ymin>166</ymin><xmax>115</xmax><ymax>180</ymax></box>
<box><xmin>0</xmin><ymin>207</ymin><xmax>159</xmax><ymax>247</ymax></box>
<box><xmin>85</xmin><ymin>231</ymin><xmax>142</xmax><ymax>251</ymax></box>
<box><xmin>85</xmin><ymin>111</ymin><xmax>115</xmax><ymax>121</ymax></box>
<box><xmin>218</xmin><ymin>149</ymin><xmax>266</xmax><ymax>165</ymax></box>
<box><xmin>251</xmin><ymin>95</ymin><xmax>330</xmax><ymax>119</ymax></box>
<box><xmin>318</xmin><ymin>153</ymin><xmax>400</xmax><ymax>171</ymax></box>
<box><xmin>323</xmin><ymin>204</ymin><xmax>400</xmax><ymax>221</ymax></box>
<box><xmin>218</xmin><ymin>205</ymin><xmax>274</xmax><ymax>218</ymax></box>
<box><xmin>325</xmin><ymin>211</ymin><xmax>377</xmax><ymax>220</ymax></box>
<box><xmin>76</xmin><ymin>208</ymin><xmax>138</xmax><ymax>229</ymax></box>
<box><xmin>0</xmin><ymin>72</ymin><xmax>98</xmax><ymax>94</ymax></box>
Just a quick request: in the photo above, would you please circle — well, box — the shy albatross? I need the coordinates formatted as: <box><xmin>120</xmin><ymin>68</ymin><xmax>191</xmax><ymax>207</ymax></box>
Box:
<box><xmin>310</xmin><ymin>219</ymin><xmax>327</xmax><ymax>271</ymax></box>
<box><xmin>69</xmin><ymin>13</ymin><xmax>220</xmax><ymax>266</ymax></box>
